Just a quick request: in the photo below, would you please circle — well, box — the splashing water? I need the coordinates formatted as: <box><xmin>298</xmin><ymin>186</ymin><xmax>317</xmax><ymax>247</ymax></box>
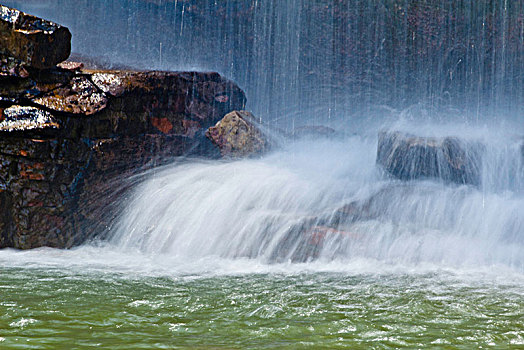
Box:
<box><xmin>108</xmin><ymin>124</ymin><xmax>523</xmax><ymax>271</ymax></box>
<box><xmin>0</xmin><ymin>2</ymin><xmax>523</xmax><ymax>347</ymax></box>
<box><xmin>0</xmin><ymin>1</ymin><xmax>519</xmax><ymax>277</ymax></box>
<box><xmin>3</xmin><ymin>0</ymin><xmax>523</xmax><ymax>127</ymax></box>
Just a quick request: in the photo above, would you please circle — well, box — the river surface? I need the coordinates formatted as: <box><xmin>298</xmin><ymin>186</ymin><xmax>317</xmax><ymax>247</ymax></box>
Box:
<box><xmin>1</xmin><ymin>128</ymin><xmax>523</xmax><ymax>348</ymax></box>
<box><xmin>1</xmin><ymin>249</ymin><xmax>523</xmax><ymax>349</ymax></box>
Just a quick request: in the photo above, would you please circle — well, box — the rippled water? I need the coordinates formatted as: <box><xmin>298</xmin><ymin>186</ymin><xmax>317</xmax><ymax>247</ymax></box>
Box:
<box><xmin>1</xmin><ymin>253</ymin><xmax>523</xmax><ymax>349</ymax></box>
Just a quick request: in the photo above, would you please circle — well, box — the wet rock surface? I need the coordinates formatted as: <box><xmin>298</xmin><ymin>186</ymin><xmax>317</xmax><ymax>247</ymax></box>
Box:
<box><xmin>33</xmin><ymin>76</ymin><xmax>108</xmax><ymax>115</ymax></box>
<box><xmin>206</xmin><ymin>110</ymin><xmax>269</xmax><ymax>157</ymax></box>
<box><xmin>0</xmin><ymin>68</ymin><xmax>245</xmax><ymax>249</ymax></box>
<box><xmin>0</xmin><ymin>105</ymin><xmax>59</xmax><ymax>133</ymax></box>
<box><xmin>0</xmin><ymin>5</ymin><xmax>71</xmax><ymax>71</ymax></box>
<box><xmin>377</xmin><ymin>131</ymin><xmax>483</xmax><ymax>186</ymax></box>
<box><xmin>0</xmin><ymin>6</ymin><xmax>246</xmax><ymax>249</ymax></box>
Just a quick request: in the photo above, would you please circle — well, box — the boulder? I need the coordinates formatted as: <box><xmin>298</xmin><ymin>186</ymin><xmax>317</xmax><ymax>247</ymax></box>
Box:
<box><xmin>206</xmin><ymin>110</ymin><xmax>270</xmax><ymax>157</ymax></box>
<box><xmin>377</xmin><ymin>131</ymin><xmax>483</xmax><ymax>186</ymax></box>
<box><xmin>0</xmin><ymin>5</ymin><xmax>71</xmax><ymax>70</ymax></box>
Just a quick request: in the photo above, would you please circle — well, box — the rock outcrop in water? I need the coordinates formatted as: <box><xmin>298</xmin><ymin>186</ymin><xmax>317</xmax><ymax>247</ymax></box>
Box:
<box><xmin>206</xmin><ymin>110</ymin><xmax>270</xmax><ymax>157</ymax></box>
<box><xmin>377</xmin><ymin>131</ymin><xmax>483</xmax><ymax>186</ymax></box>
<box><xmin>0</xmin><ymin>5</ymin><xmax>246</xmax><ymax>249</ymax></box>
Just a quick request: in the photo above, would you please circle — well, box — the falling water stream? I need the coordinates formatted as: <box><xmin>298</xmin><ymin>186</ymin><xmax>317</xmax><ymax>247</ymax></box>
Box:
<box><xmin>1</xmin><ymin>0</ymin><xmax>523</xmax><ymax>348</ymax></box>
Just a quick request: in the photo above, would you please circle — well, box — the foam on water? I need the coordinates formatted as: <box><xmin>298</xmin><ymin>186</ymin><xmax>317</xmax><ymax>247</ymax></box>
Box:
<box><xmin>0</xmin><ymin>123</ymin><xmax>522</xmax><ymax>279</ymax></box>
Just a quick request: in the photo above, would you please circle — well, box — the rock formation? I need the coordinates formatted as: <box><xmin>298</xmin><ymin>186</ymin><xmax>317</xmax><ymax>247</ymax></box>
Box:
<box><xmin>1</xmin><ymin>5</ymin><xmax>71</xmax><ymax>73</ymax></box>
<box><xmin>206</xmin><ymin>110</ymin><xmax>270</xmax><ymax>157</ymax></box>
<box><xmin>0</xmin><ymin>5</ymin><xmax>246</xmax><ymax>249</ymax></box>
<box><xmin>377</xmin><ymin>131</ymin><xmax>484</xmax><ymax>186</ymax></box>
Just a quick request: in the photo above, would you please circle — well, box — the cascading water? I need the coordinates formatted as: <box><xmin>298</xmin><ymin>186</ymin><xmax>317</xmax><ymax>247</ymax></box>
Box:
<box><xmin>109</xmin><ymin>124</ymin><xmax>523</xmax><ymax>270</ymax></box>
<box><xmin>0</xmin><ymin>0</ymin><xmax>521</xmax><ymax>279</ymax></box>
<box><xmin>4</xmin><ymin>0</ymin><xmax>523</xmax><ymax>126</ymax></box>
<box><xmin>1</xmin><ymin>2</ymin><xmax>523</xmax><ymax>347</ymax></box>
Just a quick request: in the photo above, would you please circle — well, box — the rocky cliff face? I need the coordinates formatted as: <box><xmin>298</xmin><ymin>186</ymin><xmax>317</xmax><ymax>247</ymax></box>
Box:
<box><xmin>0</xmin><ymin>5</ymin><xmax>246</xmax><ymax>249</ymax></box>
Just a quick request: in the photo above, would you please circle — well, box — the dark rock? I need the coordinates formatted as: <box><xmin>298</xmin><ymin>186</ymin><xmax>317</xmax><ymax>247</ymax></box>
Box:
<box><xmin>206</xmin><ymin>110</ymin><xmax>270</xmax><ymax>157</ymax></box>
<box><xmin>0</xmin><ymin>69</ymin><xmax>245</xmax><ymax>249</ymax></box>
<box><xmin>377</xmin><ymin>131</ymin><xmax>483</xmax><ymax>186</ymax></box>
<box><xmin>0</xmin><ymin>66</ymin><xmax>246</xmax><ymax>139</ymax></box>
<box><xmin>0</xmin><ymin>5</ymin><xmax>71</xmax><ymax>70</ymax></box>
<box><xmin>85</xmin><ymin>70</ymin><xmax>246</xmax><ymax>137</ymax></box>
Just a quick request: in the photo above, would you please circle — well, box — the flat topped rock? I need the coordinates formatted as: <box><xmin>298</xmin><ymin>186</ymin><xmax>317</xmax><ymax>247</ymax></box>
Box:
<box><xmin>0</xmin><ymin>5</ymin><xmax>71</xmax><ymax>69</ymax></box>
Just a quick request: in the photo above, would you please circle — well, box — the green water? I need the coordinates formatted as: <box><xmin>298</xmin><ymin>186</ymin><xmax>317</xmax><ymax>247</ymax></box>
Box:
<box><xmin>1</xmin><ymin>264</ymin><xmax>523</xmax><ymax>349</ymax></box>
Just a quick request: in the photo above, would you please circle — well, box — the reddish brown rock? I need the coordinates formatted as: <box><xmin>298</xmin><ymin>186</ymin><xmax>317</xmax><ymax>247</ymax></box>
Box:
<box><xmin>0</xmin><ymin>5</ymin><xmax>71</xmax><ymax>69</ymax></box>
<box><xmin>151</xmin><ymin>117</ymin><xmax>174</xmax><ymax>134</ymax></box>
<box><xmin>206</xmin><ymin>110</ymin><xmax>269</xmax><ymax>157</ymax></box>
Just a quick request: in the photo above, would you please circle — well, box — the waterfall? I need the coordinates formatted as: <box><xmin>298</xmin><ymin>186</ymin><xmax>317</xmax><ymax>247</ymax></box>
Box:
<box><xmin>110</xmin><ymin>128</ymin><xmax>524</xmax><ymax>270</ymax></box>
<box><xmin>2</xmin><ymin>0</ymin><xmax>521</xmax><ymax>269</ymax></box>
<box><xmin>3</xmin><ymin>0</ymin><xmax>523</xmax><ymax>126</ymax></box>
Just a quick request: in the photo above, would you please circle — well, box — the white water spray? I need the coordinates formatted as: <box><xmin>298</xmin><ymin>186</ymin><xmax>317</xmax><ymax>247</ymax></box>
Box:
<box><xmin>109</xmin><ymin>127</ymin><xmax>524</xmax><ymax>271</ymax></box>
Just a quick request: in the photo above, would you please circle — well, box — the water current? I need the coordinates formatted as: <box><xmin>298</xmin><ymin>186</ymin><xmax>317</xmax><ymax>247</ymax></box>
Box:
<box><xmin>1</xmin><ymin>122</ymin><xmax>523</xmax><ymax>348</ymax></box>
<box><xmin>0</xmin><ymin>0</ymin><xmax>523</xmax><ymax>348</ymax></box>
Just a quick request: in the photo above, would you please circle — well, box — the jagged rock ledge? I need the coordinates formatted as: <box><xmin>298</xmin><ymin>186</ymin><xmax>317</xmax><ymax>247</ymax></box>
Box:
<box><xmin>0</xmin><ymin>4</ymin><xmax>246</xmax><ymax>249</ymax></box>
<box><xmin>0</xmin><ymin>66</ymin><xmax>246</xmax><ymax>249</ymax></box>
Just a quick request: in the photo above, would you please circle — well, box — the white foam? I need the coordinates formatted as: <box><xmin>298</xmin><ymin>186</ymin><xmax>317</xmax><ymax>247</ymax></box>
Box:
<box><xmin>1</xmin><ymin>126</ymin><xmax>522</xmax><ymax>279</ymax></box>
